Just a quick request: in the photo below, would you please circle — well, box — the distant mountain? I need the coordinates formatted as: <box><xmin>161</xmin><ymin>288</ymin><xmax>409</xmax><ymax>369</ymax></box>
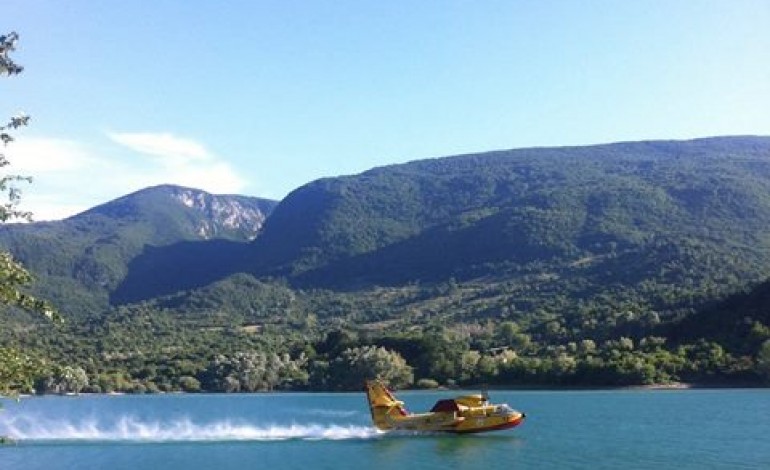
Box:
<box><xmin>7</xmin><ymin>137</ymin><xmax>770</xmax><ymax>392</ymax></box>
<box><xmin>79</xmin><ymin>184</ymin><xmax>275</xmax><ymax>241</ymax></box>
<box><xmin>5</xmin><ymin>136</ymin><xmax>770</xmax><ymax>323</ymax></box>
<box><xmin>0</xmin><ymin>185</ymin><xmax>277</xmax><ymax>315</ymax></box>
<box><xmin>249</xmin><ymin>136</ymin><xmax>770</xmax><ymax>302</ymax></box>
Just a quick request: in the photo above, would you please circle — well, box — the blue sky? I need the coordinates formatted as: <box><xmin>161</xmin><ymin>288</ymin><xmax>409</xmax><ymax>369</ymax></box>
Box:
<box><xmin>3</xmin><ymin>0</ymin><xmax>769</xmax><ymax>220</ymax></box>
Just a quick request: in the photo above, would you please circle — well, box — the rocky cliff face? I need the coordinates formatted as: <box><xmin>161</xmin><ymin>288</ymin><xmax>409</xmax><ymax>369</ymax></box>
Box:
<box><xmin>168</xmin><ymin>187</ymin><xmax>272</xmax><ymax>240</ymax></box>
<box><xmin>70</xmin><ymin>184</ymin><xmax>279</xmax><ymax>242</ymax></box>
<box><xmin>0</xmin><ymin>184</ymin><xmax>279</xmax><ymax>316</ymax></box>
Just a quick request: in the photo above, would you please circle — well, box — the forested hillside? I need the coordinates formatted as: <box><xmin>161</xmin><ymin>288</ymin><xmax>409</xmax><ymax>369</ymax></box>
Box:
<box><xmin>0</xmin><ymin>185</ymin><xmax>277</xmax><ymax>316</ymax></box>
<box><xmin>252</xmin><ymin>136</ymin><xmax>770</xmax><ymax>296</ymax></box>
<box><xmin>2</xmin><ymin>137</ymin><xmax>770</xmax><ymax>393</ymax></box>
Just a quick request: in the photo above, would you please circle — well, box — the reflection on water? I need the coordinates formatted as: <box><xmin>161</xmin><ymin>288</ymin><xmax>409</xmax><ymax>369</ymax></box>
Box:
<box><xmin>371</xmin><ymin>431</ymin><xmax>525</xmax><ymax>465</ymax></box>
<box><xmin>366</xmin><ymin>432</ymin><xmax>529</xmax><ymax>470</ymax></box>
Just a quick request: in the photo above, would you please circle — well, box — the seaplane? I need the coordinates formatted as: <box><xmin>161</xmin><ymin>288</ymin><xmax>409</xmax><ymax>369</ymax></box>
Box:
<box><xmin>364</xmin><ymin>380</ymin><xmax>525</xmax><ymax>434</ymax></box>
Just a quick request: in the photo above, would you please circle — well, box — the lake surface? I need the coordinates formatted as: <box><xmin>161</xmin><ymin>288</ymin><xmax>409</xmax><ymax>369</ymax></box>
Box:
<box><xmin>1</xmin><ymin>389</ymin><xmax>768</xmax><ymax>469</ymax></box>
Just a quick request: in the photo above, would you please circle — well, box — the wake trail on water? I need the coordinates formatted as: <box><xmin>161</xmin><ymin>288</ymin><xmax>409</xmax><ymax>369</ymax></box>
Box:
<box><xmin>0</xmin><ymin>415</ymin><xmax>382</xmax><ymax>443</ymax></box>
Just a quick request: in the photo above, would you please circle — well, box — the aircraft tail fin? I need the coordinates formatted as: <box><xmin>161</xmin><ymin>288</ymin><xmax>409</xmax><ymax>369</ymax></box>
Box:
<box><xmin>364</xmin><ymin>380</ymin><xmax>407</xmax><ymax>430</ymax></box>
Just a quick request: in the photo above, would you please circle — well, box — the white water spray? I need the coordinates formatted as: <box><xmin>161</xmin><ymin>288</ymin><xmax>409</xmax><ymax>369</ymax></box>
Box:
<box><xmin>0</xmin><ymin>415</ymin><xmax>381</xmax><ymax>442</ymax></box>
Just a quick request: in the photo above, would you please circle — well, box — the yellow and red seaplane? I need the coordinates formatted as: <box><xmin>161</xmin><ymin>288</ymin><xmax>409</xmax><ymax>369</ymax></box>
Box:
<box><xmin>364</xmin><ymin>380</ymin><xmax>525</xmax><ymax>434</ymax></box>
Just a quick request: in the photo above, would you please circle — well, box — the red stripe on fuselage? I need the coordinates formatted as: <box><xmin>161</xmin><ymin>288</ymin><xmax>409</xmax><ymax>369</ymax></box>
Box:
<box><xmin>452</xmin><ymin>415</ymin><xmax>525</xmax><ymax>434</ymax></box>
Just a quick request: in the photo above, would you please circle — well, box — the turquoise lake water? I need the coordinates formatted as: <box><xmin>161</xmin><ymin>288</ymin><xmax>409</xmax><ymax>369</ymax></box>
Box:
<box><xmin>1</xmin><ymin>389</ymin><xmax>768</xmax><ymax>469</ymax></box>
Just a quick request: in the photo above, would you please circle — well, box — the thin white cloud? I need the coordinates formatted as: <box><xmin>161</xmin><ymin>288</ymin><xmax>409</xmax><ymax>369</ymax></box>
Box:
<box><xmin>3</xmin><ymin>132</ymin><xmax>250</xmax><ymax>221</ymax></box>
<box><xmin>107</xmin><ymin>131</ymin><xmax>248</xmax><ymax>194</ymax></box>
<box><xmin>107</xmin><ymin>132</ymin><xmax>210</xmax><ymax>163</ymax></box>
<box><xmin>10</xmin><ymin>137</ymin><xmax>97</xmax><ymax>173</ymax></box>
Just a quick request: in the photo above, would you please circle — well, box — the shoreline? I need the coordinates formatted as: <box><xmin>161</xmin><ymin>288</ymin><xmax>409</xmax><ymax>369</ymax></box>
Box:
<box><xmin>4</xmin><ymin>382</ymin><xmax>767</xmax><ymax>399</ymax></box>
<box><xmin>465</xmin><ymin>381</ymin><xmax>768</xmax><ymax>391</ymax></box>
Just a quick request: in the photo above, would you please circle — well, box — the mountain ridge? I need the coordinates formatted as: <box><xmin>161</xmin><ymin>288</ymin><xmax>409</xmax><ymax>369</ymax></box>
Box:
<box><xmin>250</xmin><ymin>136</ymin><xmax>770</xmax><ymax>291</ymax></box>
<box><xmin>0</xmin><ymin>184</ymin><xmax>278</xmax><ymax>315</ymax></box>
<box><xmin>2</xmin><ymin>135</ymin><xmax>770</xmax><ymax>319</ymax></box>
<box><xmin>3</xmin><ymin>136</ymin><xmax>770</xmax><ymax>391</ymax></box>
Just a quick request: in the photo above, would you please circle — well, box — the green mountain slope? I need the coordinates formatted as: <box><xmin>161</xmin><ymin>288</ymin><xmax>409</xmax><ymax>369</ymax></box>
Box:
<box><xmin>251</xmin><ymin>137</ymin><xmax>770</xmax><ymax>302</ymax></box>
<box><xmin>0</xmin><ymin>185</ymin><xmax>277</xmax><ymax>316</ymax></box>
<box><xmin>4</xmin><ymin>136</ymin><xmax>770</xmax><ymax>324</ymax></box>
<box><xmin>5</xmin><ymin>136</ymin><xmax>770</xmax><ymax>391</ymax></box>
<box><xmin>669</xmin><ymin>279</ymin><xmax>770</xmax><ymax>355</ymax></box>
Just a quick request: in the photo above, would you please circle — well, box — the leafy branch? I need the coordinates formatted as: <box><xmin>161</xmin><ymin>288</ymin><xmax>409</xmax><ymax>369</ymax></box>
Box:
<box><xmin>0</xmin><ymin>31</ymin><xmax>58</xmax><ymax>319</ymax></box>
<box><xmin>0</xmin><ymin>32</ymin><xmax>23</xmax><ymax>76</ymax></box>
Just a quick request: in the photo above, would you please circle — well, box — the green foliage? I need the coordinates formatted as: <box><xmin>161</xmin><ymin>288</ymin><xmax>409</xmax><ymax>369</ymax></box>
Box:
<box><xmin>1</xmin><ymin>32</ymin><xmax>31</xmax><ymax>223</ymax></box>
<box><xmin>38</xmin><ymin>365</ymin><xmax>89</xmax><ymax>394</ymax></box>
<box><xmin>326</xmin><ymin>346</ymin><xmax>413</xmax><ymax>391</ymax></box>
<box><xmin>0</xmin><ymin>252</ymin><xmax>55</xmax><ymax>318</ymax></box>
<box><xmin>0</xmin><ymin>32</ymin><xmax>23</xmax><ymax>76</ymax></box>
<box><xmin>4</xmin><ymin>137</ymin><xmax>770</xmax><ymax>391</ymax></box>
<box><xmin>757</xmin><ymin>340</ymin><xmax>770</xmax><ymax>383</ymax></box>
<box><xmin>0</xmin><ymin>31</ymin><xmax>55</xmax><ymax>322</ymax></box>
<box><xmin>200</xmin><ymin>351</ymin><xmax>308</xmax><ymax>392</ymax></box>
<box><xmin>0</xmin><ymin>347</ymin><xmax>45</xmax><ymax>396</ymax></box>
<box><xmin>415</xmin><ymin>378</ymin><xmax>440</xmax><ymax>389</ymax></box>
<box><xmin>0</xmin><ymin>32</ymin><xmax>54</xmax><ymax>409</ymax></box>
<box><xmin>1</xmin><ymin>271</ymin><xmax>768</xmax><ymax>392</ymax></box>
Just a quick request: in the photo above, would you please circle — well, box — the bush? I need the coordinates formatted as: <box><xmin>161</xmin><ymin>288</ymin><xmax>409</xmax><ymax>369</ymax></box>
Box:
<box><xmin>415</xmin><ymin>378</ymin><xmax>439</xmax><ymax>389</ymax></box>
